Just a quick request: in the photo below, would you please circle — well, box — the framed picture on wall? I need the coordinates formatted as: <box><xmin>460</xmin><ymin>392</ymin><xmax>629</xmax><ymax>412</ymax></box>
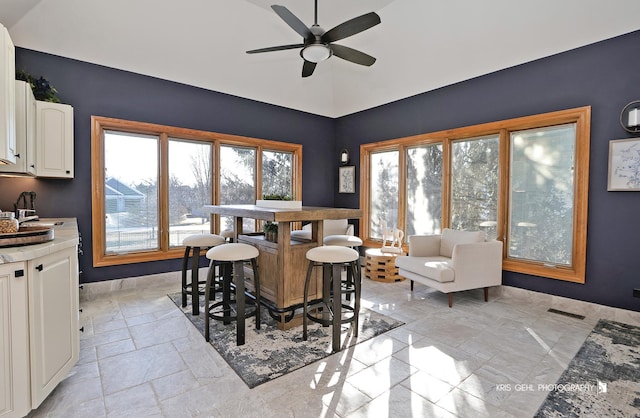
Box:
<box><xmin>339</xmin><ymin>166</ymin><xmax>356</xmax><ymax>193</ymax></box>
<box><xmin>608</xmin><ymin>138</ymin><xmax>640</xmax><ymax>191</ymax></box>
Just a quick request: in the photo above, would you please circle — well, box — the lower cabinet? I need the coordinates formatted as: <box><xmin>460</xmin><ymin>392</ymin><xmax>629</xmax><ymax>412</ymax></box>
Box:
<box><xmin>0</xmin><ymin>245</ymin><xmax>79</xmax><ymax>418</ymax></box>
<box><xmin>28</xmin><ymin>246</ymin><xmax>79</xmax><ymax>408</ymax></box>
<box><xmin>0</xmin><ymin>263</ymin><xmax>30</xmax><ymax>418</ymax></box>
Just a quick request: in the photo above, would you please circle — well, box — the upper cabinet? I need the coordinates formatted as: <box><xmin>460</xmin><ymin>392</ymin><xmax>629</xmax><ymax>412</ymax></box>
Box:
<box><xmin>0</xmin><ymin>80</ymin><xmax>36</xmax><ymax>175</ymax></box>
<box><xmin>0</xmin><ymin>24</ymin><xmax>16</xmax><ymax>165</ymax></box>
<box><xmin>34</xmin><ymin>101</ymin><xmax>74</xmax><ymax>178</ymax></box>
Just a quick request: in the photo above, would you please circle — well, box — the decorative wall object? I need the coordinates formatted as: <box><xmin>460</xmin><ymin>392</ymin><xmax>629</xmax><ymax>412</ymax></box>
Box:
<box><xmin>608</xmin><ymin>138</ymin><xmax>640</xmax><ymax>191</ymax></box>
<box><xmin>339</xmin><ymin>166</ymin><xmax>355</xmax><ymax>193</ymax></box>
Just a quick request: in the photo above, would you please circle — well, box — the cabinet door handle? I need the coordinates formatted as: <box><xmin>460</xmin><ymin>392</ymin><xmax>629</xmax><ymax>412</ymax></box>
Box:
<box><xmin>15</xmin><ymin>269</ymin><xmax>24</xmax><ymax>277</ymax></box>
<box><xmin>36</xmin><ymin>264</ymin><xmax>43</xmax><ymax>271</ymax></box>
<box><xmin>14</xmin><ymin>153</ymin><xmax>20</xmax><ymax>158</ymax></box>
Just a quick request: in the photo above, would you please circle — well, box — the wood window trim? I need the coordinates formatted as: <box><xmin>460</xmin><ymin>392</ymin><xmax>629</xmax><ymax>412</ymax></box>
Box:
<box><xmin>359</xmin><ymin>106</ymin><xmax>590</xmax><ymax>283</ymax></box>
<box><xmin>91</xmin><ymin>115</ymin><xmax>303</xmax><ymax>267</ymax></box>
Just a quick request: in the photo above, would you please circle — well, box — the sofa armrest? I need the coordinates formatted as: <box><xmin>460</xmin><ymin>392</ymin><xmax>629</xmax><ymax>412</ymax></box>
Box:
<box><xmin>451</xmin><ymin>240</ymin><xmax>503</xmax><ymax>285</ymax></box>
<box><xmin>408</xmin><ymin>235</ymin><xmax>442</xmax><ymax>257</ymax></box>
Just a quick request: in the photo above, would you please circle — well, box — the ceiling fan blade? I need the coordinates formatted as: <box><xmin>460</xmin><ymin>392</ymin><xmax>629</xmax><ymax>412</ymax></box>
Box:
<box><xmin>246</xmin><ymin>44</ymin><xmax>304</xmax><ymax>54</ymax></box>
<box><xmin>271</xmin><ymin>5</ymin><xmax>313</xmax><ymax>40</ymax></box>
<box><xmin>302</xmin><ymin>60</ymin><xmax>316</xmax><ymax>78</ymax></box>
<box><xmin>330</xmin><ymin>44</ymin><xmax>376</xmax><ymax>66</ymax></box>
<box><xmin>322</xmin><ymin>12</ymin><xmax>381</xmax><ymax>43</ymax></box>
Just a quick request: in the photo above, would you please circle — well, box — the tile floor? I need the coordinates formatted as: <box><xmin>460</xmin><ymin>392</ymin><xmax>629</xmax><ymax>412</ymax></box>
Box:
<box><xmin>27</xmin><ymin>271</ymin><xmax>640</xmax><ymax>418</ymax></box>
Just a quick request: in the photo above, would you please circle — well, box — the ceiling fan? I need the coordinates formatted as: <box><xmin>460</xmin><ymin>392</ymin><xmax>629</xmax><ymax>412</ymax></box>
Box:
<box><xmin>246</xmin><ymin>0</ymin><xmax>381</xmax><ymax>77</ymax></box>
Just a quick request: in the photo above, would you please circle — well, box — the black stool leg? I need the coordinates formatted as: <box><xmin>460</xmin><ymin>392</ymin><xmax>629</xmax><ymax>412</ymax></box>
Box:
<box><xmin>331</xmin><ymin>262</ymin><xmax>342</xmax><ymax>352</ymax></box>
<box><xmin>222</xmin><ymin>262</ymin><xmax>232</xmax><ymax>325</ymax></box>
<box><xmin>181</xmin><ymin>246</ymin><xmax>190</xmax><ymax>307</ymax></box>
<box><xmin>251</xmin><ymin>258</ymin><xmax>261</xmax><ymax>330</ymax></box>
<box><xmin>234</xmin><ymin>260</ymin><xmax>246</xmax><ymax>346</ymax></box>
<box><xmin>302</xmin><ymin>260</ymin><xmax>314</xmax><ymax>341</ymax></box>
<box><xmin>204</xmin><ymin>262</ymin><xmax>215</xmax><ymax>342</ymax></box>
<box><xmin>351</xmin><ymin>260</ymin><xmax>361</xmax><ymax>338</ymax></box>
<box><xmin>322</xmin><ymin>264</ymin><xmax>331</xmax><ymax>326</ymax></box>
<box><xmin>191</xmin><ymin>246</ymin><xmax>201</xmax><ymax>315</ymax></box>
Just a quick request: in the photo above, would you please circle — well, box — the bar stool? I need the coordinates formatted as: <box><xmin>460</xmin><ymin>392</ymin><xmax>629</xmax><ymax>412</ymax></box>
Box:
<box><xmin>181</xmin><ymin>234</ymin><xmax>226</xmax><ymax>315</ymax></box>
<box><xmin>303</xmin><ymin>245</ymin><xmax>361</xmax><ymax>353</ymax></box>
<box><xmin>323</xmin><ymin>235</ymin><xmax>363</xmax><ymax>301</ymax></box>
<box><xmin>204</xmin><ymin>243</ymin><xmax>261</xmax><ymax>346</ymax></box>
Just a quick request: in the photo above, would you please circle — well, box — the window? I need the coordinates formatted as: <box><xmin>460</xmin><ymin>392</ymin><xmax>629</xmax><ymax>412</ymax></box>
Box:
<box><xmin>92</xmin><ymin>116</ymin><xmax>302</xmax><ymax>267</ymax></box>
<box><xmin>450</xmin><ymin>135</ymin><xmax>500</xmax><ymax>240</ymax></box>
<box><xmin>360</xmin><ymin>107</ymin><xmax>590</xmax><ymax>283</ymax></box>
<box><xmin>508</xmin><ymin>124</ymin><xmax>575</xmax><ymax>265</ymax></box>
<box><xmin>369</xmin><ymin>150</ymin><xmax>399</xmax><ymax>239</ymax></box>
<box><xmin>406</xmin><ymin>144</ymin><xmax>442</xmax><ymax>236</ymax></box>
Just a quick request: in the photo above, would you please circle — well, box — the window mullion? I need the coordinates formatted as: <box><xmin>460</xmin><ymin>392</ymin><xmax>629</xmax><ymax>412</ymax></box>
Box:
<box><xmin>158</xmin><ymin>133</ymin><xmax>170</xmax><ymax>251</ymax></box>
<box><xmin>397</xmin><ymin>145</ymin><xmax>407</xmax><ymax>235</ymax></box>
<box><xmin>441</xmin><ymin>139</ymin><xmax>452</xmax><ymax>230</ymax></box>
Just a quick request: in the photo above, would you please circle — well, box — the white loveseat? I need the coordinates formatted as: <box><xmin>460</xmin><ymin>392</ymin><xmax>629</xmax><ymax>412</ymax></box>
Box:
<box><xmin>290</xmin><ymin>219</ymin><xmax>354</xmax><ymax>241</ymax></box>
<box><xmin>395</xmin><ymin>228</ymin><xmax>503</xmax><ymax>307</ymax></box>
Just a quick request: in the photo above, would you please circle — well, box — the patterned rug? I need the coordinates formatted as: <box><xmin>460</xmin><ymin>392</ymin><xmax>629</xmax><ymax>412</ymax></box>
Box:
<box><xmin>535</xmin><ymin>319</ymin><xmax>640</xmax><ymax>417</ymax></box>
<box><xmin>168</xmin><ymin>293</ymin><xmax>404</xmax><ymax>388</ymax></box>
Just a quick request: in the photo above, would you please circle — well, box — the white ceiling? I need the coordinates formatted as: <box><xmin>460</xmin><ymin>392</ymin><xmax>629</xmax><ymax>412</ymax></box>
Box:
<box><xmin>1</xmin><ymin>0</ymin><xmax>640</xmax><ymax>118</ymax></box>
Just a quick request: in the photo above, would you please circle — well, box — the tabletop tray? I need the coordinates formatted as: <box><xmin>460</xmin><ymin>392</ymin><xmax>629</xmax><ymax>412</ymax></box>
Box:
<box><xmin>0</xmin><ymin>226</ymin><xmax>54</xmax><ymax>247</ymax></box>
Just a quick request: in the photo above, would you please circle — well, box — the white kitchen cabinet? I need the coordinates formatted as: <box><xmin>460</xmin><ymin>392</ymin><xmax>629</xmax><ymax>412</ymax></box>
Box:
<box><xmin>0</xmin><ymin>233</ymin><xmax>79</xmax><ymax>416</ymax></box>
<box><xmin>0</xmin><ymin>24</ymin><xmax>16</xmax><ymax>165</ymax></box>
<box><xmin>28</xmin><ymin>246</ymin><xmax>79</xmax><ymax>408</ymax></box>
<box><xmin>0</xmin><ymin>263</ymin><xmax>30</xmax><ymax>418</ymax></box>
<box><xmin>0</xmin><ymin>80</ymin><xmax>36</xmax><ymax>175</ymax></box>
<box><xmin>35</xmin><ymin>101</ymin><xmax>74</xmax><ymax>178</ymax></box>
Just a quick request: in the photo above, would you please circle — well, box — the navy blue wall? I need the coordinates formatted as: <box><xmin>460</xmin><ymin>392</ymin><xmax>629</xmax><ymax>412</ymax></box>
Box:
<box><xmin>335</xmin><ymin>31</ymin><xmax>640</xmax><ymax>312</ymax></box>
<box><xmin>2</xmin><ymin>31</ymin><xmax>639</xmax><ymax>312</ymax></box>
<box><xmin>0</xmin><ymin>48</ymin><xmax>335</xmax><ymax>283</ymax></box>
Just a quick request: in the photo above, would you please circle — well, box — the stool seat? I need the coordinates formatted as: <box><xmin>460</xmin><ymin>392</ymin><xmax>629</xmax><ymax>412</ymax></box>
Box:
<box><xmin>207</xmin><ymin>243</ymin><xmax>258</xmax><ymax>261</ymax></box>
<box><xmin>306</xmin><ymin>245</ymin><xmax>359</xmax><ymax>263</ymax></box>
<box><xmin>182</xmin><ymin>233</ymin><xmax>226</xmax><ymax>247</ymax></box>
<box><xmin>181</xmin><ymin>234</ymin><xmax>226</xmax><ymax>315</ymax></box>
<box><xmin>323</xmin><ymin>235</ymin><xmax>363</xmax><ymax>247</ymax></box>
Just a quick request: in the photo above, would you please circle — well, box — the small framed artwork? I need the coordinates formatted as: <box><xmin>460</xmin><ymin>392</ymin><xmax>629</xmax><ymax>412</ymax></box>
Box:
<box><xmin>608</xmin><ymin>138</ymin><xmax>640</xmax><ymax>191</ymax></box>
<box><xmin>339</xmin><ymin>166</ymin><xmax>356</xmax><ymax>193</ymax></box>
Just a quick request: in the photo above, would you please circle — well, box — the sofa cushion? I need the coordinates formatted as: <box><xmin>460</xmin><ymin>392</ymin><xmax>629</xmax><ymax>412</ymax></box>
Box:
<box><xmin>440</xmin><ymin>229</ymin><xmax>486</xmax><ymax>258</ymax></box>
<box><xmin>395</xmin><ymin>256</ymin><xmax>455</xmax><ymax>283</ymax></box>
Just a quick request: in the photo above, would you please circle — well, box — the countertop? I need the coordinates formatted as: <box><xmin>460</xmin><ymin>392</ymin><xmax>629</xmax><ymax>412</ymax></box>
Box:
<box><xmin>0</xmin><ymin>218</ymin><xmax>79</xmax><ymax>264</ymax></box>
<box><xmin>202</xmin><ymin>205</ymin><xmax>362</xmax><ymax>222</ymax></box>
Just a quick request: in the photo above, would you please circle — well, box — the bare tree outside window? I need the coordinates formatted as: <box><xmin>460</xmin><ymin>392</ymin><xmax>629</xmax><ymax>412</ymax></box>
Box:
<box><xmin>220</xmin><ymin>145</ymin><xmax>256</xmax><ymax>232</ymax></box>
<box><xmin>262</xmin><ymin>150</ymin><xmax>293</xmax><ymax>197</ymax></box>
<box><xmin>406</xmin><ymin>144</ymin><xmax>442</xmax><ymax>236</ymax></box>
<box><xmin>450</xmin><ymin>136</ymin><xmax>500</xmax><ymax>239</ymax></box>
<box><xmin>168</xmin><ymin>139</ymin><xmax>212</xmax><ymax>246</ymax></box>
<box><xmin>370</xmin><ymin>151</ymin><xmax>399</xmax><ymax>239</ymax></box>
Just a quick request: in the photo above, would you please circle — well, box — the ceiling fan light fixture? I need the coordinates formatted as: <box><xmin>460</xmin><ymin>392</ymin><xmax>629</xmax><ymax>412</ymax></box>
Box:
<box><xmin>301</xmin><ymin>44</ymin><xmax>331</xmax><ymax>63</ymax></box>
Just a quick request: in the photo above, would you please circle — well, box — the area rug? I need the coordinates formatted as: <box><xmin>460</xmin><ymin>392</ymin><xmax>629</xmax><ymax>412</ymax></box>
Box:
<box><xmin>168</xmin><ymin>293</ymin><xmax>404</xmax><ymax>388</ymax></box>
<box><xmin>535</xmin><ymin>319</ymin><xmax>640</xmax><ymax>417</ymax></box>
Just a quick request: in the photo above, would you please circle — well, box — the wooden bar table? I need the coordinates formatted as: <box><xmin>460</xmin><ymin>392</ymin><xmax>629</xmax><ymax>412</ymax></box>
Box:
<box><xmin>203</xmin><ymin>205</ymin><xmax>362</xmax><ymax>329</ymax></box>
